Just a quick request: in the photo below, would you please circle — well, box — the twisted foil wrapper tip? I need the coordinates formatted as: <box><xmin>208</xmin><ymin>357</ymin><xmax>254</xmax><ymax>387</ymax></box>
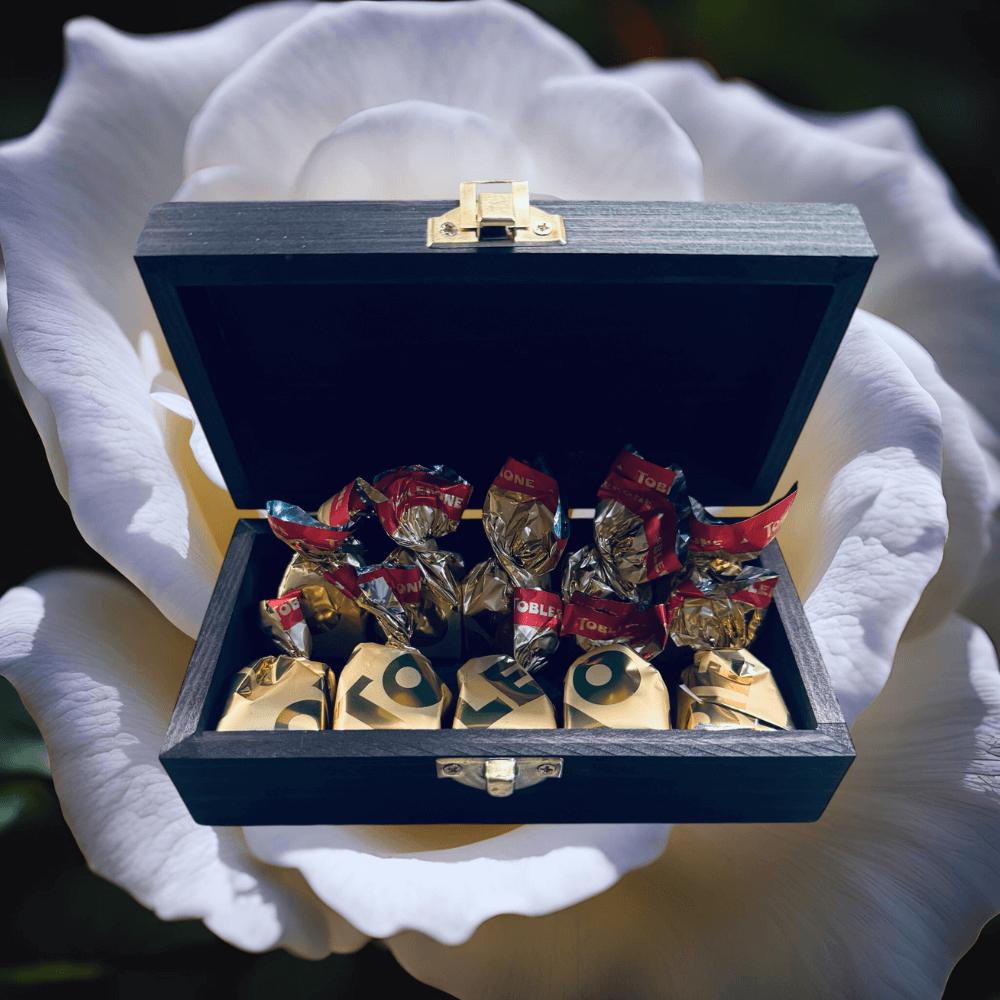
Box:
<box><xmin>356</xmin><ymin>563</ymin><xmax>421</xmax><ymax>648</ymax></box>
<box><xmin>668</xmin><ymin>571</ymin><xmax>778</xmax><ymax>651</ymax></box>
<box><xmin>484</xmin><ymin>457</ymin><xmax>569</xmax><ymax>586</ymax></box>
<box><xmin>591</xmin><ymin>445</ymin><xmax>690</xmax><ymax>601</ymax></box>
<box><xmin>511</xmin><ymin>587</ymin><xmax>563</xmax><ymax>674</ymax></box>
<box><xmin>259</xmin><ymin>591</ymin><xmax>312</xmax><ymax>659</ymax></box>
<box><xmin>373</xmin><ymin>464</ymin><xmax>472</xmax><ymax>549</ymax></box>
<box><xmin>561</xmin><ymin>592</ymin><xmax>669</xmax><ymax>661</ymax></box>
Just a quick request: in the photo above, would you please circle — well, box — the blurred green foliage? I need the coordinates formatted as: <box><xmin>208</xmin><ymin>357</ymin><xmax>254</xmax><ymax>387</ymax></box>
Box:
<box><xmin>1</xmin><ymin>0</ymin><xmax>998</xmax><ymax>995</ymax></box>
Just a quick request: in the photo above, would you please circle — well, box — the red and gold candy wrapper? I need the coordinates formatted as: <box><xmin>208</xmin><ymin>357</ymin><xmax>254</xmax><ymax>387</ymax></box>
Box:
<box><xmin>277</xmin><ymin>548</ymin><xmax>367</xmax><ymax>659</ymax></box>
<box><xmin>483</xmin><ymin>457</ymin><xmax>569</xmax><ymax>584</ymax></box>
<box><xmin>563</xmin><ymin>644</ymin><xmax>671</xmax><ymax>730</ymax></box>
<box><xmin>589</xmin><ymin>446</ymin><xmax>690</xmax><ymax>601</ymax></box>
<box><xmin>562</xmin><ymin>590</ymin><xmax>672</xmax><ymax>729</ymax></box>
<box><xmin>332</xmin><ymin>563</ymin><xmax>451</xmax><ymax>729</ymax></box>
<box><xmin>462</xmin><ymin>458</ymin><xmax>569</xmax><ymax>656</ymax></box>
<box><xmin>266</xmin><ymin>479</ymin><xmax>384</xmax><ymax>658</ymax></box>
<box><xmin>560</xmin><ymin>592</ymin><xmax>669</xmax><ymax>661</ymax></box>
<box><xmin>453</xmin><ymin>655</ymin><xmax>556</xmax><ymax>729</ymax></box>
<box><xmin>668</xmin><ymin>571</ymin><xmax>795</xmax><ymax>731</ymax></box>
<box><xmin>258</xmin><ymin>591</ymin><xmax>312</xmax><ymax>658</ymax></box>
<box><xmin>372</xmin><ymin>465</ymin><xmax>473</xmax><ymax>658</ymax></box>
<box><xmin>216</xmin><ymin>655</ymin><xmax>329</xmax><ymax>732</ymax></box>
<box><xmin>667</xmin><ymin>573</ymin><xmax>778</xmax><ymax>651</ymax></box>
<box><xmin>676</xmin><ymin>648</ymin><xmax>793</xmax><ymax>731</ymax></box>
<box><xmin>687</xmin><ymin>484</ymin><xmax>797</xmax><ymax>588</ymax></box>
<box><xmin>511</xmin><ymin>587</ymin><xmax>562</xmax><ymax>674</ymax></box>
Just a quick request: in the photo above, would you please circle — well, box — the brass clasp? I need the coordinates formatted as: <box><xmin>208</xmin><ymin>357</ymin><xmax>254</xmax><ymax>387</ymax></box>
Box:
<box><xmin>427</xmin><ymin>181</ymin><xmax>566</xmax><ymax>248</ymax></box>
<box><xmin>436</xmin><ymin>757</ymin><xmax>563</xmax><ymax>797</ymax></box>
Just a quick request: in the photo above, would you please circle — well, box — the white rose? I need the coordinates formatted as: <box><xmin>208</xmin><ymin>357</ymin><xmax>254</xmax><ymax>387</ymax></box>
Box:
<box><xmin>1</xmin><ymin>1</ymin><xmax>998</xmax><ymax>996</ymax></box>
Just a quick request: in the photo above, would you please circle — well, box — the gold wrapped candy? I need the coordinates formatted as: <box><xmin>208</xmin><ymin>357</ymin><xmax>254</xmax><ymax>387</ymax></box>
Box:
<box><xmin>333</xmin><ymin>644</ymin><xmax>450</xmax><ymax>730</ymax></box>
<box><xmin>463</xmin><ymin>457</ymin><xmax>569</xmax><ymax>656</ymax></box>
<box><xmin>453</xmin><ymin>655</ymin><xmax>555</xmax><ymax>729</ymax></box>
<box><xmin>676</xmin><ymin>648</ymin><xmax>793</xmax><ymax>731</ymax></box>
<box><xmin>667</xmin><ymin>574</ymin><xmax>777</xmax><ymax>651</ymax></box>
<box><xmin>216</xmin><ymin>655</ymin><xmax>330</xmax><ymax>731</ymax></box>
<box><xmin>332</xmin><ymin>563</ymin><xmax>452</xmax><ymax>729</ymax></box>
<box><xmin>563</xmin><ymin>644</ymin><xmax>671</xmax><ymax>730</ymax></box>
<box><xmin>278</xmin><ymin>548</ymin><xmax>367</xmax><ymax>659</ymax></box>
<box><xmin>372</xmin><ymin>465</ymin><xmax>473</xmax><ymax>658</ymax></box>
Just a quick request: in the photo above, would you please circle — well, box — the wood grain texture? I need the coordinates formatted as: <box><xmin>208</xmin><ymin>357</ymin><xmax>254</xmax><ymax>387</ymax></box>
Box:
<box><xmin>134</xmin><ymin>200</ymin><xmax>877</xmax><ymax>511</ymax></box>
<box><xmin>159</xmin><ymin>519</ymin><xmax>856</xmax><ymax>825</ymax></box>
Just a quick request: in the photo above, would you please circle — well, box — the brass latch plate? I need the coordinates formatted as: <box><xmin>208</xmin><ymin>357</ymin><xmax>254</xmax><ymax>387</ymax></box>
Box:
<box><xmin>436</xmin><ymin>757</ymin><xmax>563</xmax><ymax>797</ymax></box>
<box><xmin>427</xmin><ymin>181</ymin><xmax>566</xmax><ymax>248</ymax></box>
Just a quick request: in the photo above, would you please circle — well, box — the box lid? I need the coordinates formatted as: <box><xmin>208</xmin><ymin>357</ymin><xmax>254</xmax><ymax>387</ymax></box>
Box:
<box><xmin>135</xmin><ymin>199</ymin><xmax>875</xmax><ymax>510</ymax></box>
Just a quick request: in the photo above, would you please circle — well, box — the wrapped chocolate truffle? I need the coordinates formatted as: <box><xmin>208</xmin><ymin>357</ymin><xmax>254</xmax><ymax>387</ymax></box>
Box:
<box><xmin>332</xmin><ymin>563</ymin><xmax>451</xmax><ymax>730</ymax></box>
<box><xmin>669</xmin><ymin>487</ymin><xmax>798</xmax><ymax>731</ymax></box>
<box><xmin>562</xmin><ymin>591</ymin><xmax>671</xmax><ymax>729</ymax></box>
<box><xmin>563</xmin><ymin>645</ymin><xmax>671</xmax><ymax>730</ymax></box>
<box><xmin>372</xmin><ymin>465</ymin><xmax>473</xmax><ymax>657</ymax></box>
<box><xmin>453</xmin><ymin>655</ymin><xmax>556</xmax><ymax>729</ymax></box>
<box><xmin>676</xmin><ymin>647</ymin><xmax>793</xmax><ymax>731</ymax></box>
<box><xmin>462</xmin><ymin>457</ymin><xmax>569</xmax><ymax>659</ymax></box>
<box><xmin>216</xmin><ymin>655</ymin><xmax>329</xmax><ymax>732</ymax></box>
<box><xmin>687</xmin><ymin>485</ymin><xmax>797</xmax><ymax>590</ymax></box>
<box><xmin>217</xmin><ymin>590</ymin><xmax>330</xmax><ymax>731</ymax></box>
<box><xmin>563</xmin><ymin>446</ymin><xmax>689</xmax><ymax>604</ymax></box>
<box><xmin>266</xmin><ymin>478</ymin><xmax>383</xmax><ymax>657</ymax></box>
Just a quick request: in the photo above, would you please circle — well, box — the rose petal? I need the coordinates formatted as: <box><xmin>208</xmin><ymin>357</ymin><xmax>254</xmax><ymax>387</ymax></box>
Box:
<box><xmin>517</xmin><ymin>75</ymin><xmax>702</xmax><ymax>199</ymax></box>
<box><xmin>185</xmin><ymin>0</ymin><xmax>593</xmax><ymax>195</ymax></box>
<box><xmin>618</xmin><ymin>59</ymin><xmax>1000</xmax><ymax>441</ymax></box>
<box><xmin>150</xmin><ymin>372</ymin><xmax>228</xmax><ymax>491</ymax></box>
<box><xmin>242</xmin><ymin>823</ymin><xmax>671</xmax><ymax>945</ymax></box>
<box><xmin>742</xmin><ymin>311</ymin><xmax>948</xmax><ymax>725</ymax></box>
<box><xmin>0</xmin><ymin>569</ymin><xmax>368</xmax><ymax>958</ymax></box>
<box><xmin>390</xmin><ymin>614</ymin><xmax>1000</xmax><ymax>998</ymax></box>
<box><xmin>293</xmin><ymin>101</ymin><xmax>533</xmax><ymax>200</ymax></box>
<box><xmin>0</xmin><ymin>5</ymin><xmax>312</xmax><ymax>637</ymax></box>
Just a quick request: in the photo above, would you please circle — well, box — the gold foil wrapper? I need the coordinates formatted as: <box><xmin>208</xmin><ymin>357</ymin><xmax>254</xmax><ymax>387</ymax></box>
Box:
<box><xmin>676</xmin><ymin>648</ymin><xmax>793</xmax><ymax>730</ymax></box>
<box><xmin>511</xmin><ymin>587</ymin><xmax>562</xmax><ymax>674</ymax></box>
<box><xmin>483</xmin><ymin>458</ymin><xmax>568</xmax><ymax>586</ymax></box>
<box><xmin>563</xmin><ymin>644</ymin><xmax>671</xmax><ymax>729</ymax></box>
<box><xmin>387</xmin><ymin>545</ymin><xmax>464</xmax><ymax>658</ymax></box>
<box><xmin>668</xmin><ymin>572</ymin><xmax>777</xmax><ymax>651</ymax></box>
<box><xmin>356</xmin><ymin>563</ymin><xmax>421</xmax><ymax>648</ymax></box>
<box><xmin>453</xmin><ymin>655</ymin><xmax>556</xmax><ymax>729</ymax></box>
<box><xmin>561</xmin><ymin>593</ymin><xmax>668</xmax><ymax>661</ymax></box>
<box><xmin>216</xmin><ymin>656</ymin><xmax>329</xmax><ymax>732</ymax></box>
<box><xmin>560</xmin><ymin>545</ymin><xmax>621</xmax><ymax>603</ymax></box>
<box><xmin>332</xmin><ymin>643</ymin><xmax>451</xmax><ymax>729</ymax></box>
<box><xmin>279</xmin><ymin>551</ymin><xmax>367</xmax><ymax>659</ymax></box>
<box><xmin>461</xmin><ymin>558</ymin><xmax>518</xmax><ymax>657</ymax></box>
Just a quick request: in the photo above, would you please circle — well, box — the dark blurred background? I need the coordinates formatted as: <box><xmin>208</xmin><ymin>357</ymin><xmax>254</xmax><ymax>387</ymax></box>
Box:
<box><xmin>1</xmin><ymin>1</ymin><xmax>998</xmax><ymax>996</ymax></box>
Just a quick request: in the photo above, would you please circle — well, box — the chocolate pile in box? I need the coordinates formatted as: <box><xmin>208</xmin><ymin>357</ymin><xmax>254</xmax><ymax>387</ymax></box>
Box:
<box><xmin>214</xmin><ymin>452</ymin><xmax>799</xmax><ymax>732</ymax></box>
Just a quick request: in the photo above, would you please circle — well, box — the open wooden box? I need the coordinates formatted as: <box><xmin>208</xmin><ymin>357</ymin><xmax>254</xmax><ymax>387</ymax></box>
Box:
<box><xmin>135</xmin><ymin>197</ymin><xmax>875</xmax><ymax>825</ymax></box>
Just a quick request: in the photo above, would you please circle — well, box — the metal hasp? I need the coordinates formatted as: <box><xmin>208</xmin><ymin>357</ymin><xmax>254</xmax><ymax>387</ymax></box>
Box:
<box><xmin>427</xmin><ymin>181</ymin><xmax>566</xmax><ymax>248</ymax></box>
<box><xmin>436</xmin><ymin>757</ymin><xmax>564</xmax><ymax>797</ymax></box>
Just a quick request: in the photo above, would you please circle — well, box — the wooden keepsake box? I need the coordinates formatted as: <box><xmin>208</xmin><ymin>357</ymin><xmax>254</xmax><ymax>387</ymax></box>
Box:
<box><xmin>135</xmin><ymin>186</ymin><xmax>875</xmax><ymax>825</ymax></box>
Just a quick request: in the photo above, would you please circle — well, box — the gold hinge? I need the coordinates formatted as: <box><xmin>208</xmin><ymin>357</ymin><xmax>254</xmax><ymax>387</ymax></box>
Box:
<box><xmin>427</xmin><ymin>181</ymin><xmax>566</xmax><ymax>248</ymax></box>
<box><xmin>436</xmin><ymin>757</ymin><xmax>563</xmax><ymax>797</ymax></box>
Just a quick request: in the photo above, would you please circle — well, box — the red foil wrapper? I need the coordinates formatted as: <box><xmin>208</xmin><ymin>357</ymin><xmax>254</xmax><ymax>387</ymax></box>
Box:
<box><xmin>372</xmin><ymin>465</ymin><xmax>472</xmax><ymax>658</ymax></box>
<box><xmin>687</xmin><ymin>484</ymin><xmax>797</xmax><ymax>587</ymax></box>
<box><xmin>258</xmin><ymin>590</ymin><xmax>312</xmax><ymax>659</ymax></box>
<box><xmin>511</xmin><ymin>587</ymin><xmax>563</xmax><ymax>674</ymax></box>
<box><xmin>561</xmin><ymin>592</ymin><xmax>669</xmax><ymax>661</ymax></box>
